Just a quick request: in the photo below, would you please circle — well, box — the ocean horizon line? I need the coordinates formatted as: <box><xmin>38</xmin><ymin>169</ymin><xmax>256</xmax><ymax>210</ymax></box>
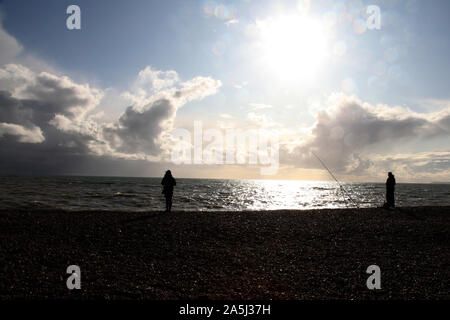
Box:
<box><xmin>1</xmin><ymin>174</ymin><xmax>449</xmax><ymax>185</ymax></box>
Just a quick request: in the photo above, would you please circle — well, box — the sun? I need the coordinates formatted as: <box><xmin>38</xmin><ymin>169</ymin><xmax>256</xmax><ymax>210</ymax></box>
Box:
<box><xmin>257</xmin><ymin>14</ymin><xmax>328</xmax><ymax>82</ymax></box>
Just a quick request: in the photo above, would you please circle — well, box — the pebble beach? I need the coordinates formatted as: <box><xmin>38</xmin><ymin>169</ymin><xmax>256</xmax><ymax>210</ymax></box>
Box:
<box><xmin>0</xmin><ymin>206</ymin><xmax>449</xmax><ymax>300</ymax></box>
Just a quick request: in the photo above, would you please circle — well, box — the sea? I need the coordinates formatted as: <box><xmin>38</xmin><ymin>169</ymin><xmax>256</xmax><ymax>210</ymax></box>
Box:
<box><xmin>0</xmin><ymin>176</ymin><xmax>449</xmax><ymax>212</ymax></box>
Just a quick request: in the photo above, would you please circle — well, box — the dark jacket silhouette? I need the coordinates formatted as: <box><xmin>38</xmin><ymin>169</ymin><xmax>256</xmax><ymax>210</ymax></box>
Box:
<box><xmin>385</xmin><ymin>172</ymin><xmax>396</xmax><ymax>208</ymax></box>
<box><xmin>161</xmin><ymin>170</ymin><xmax>176</xmax><ymax>212</ymax></box>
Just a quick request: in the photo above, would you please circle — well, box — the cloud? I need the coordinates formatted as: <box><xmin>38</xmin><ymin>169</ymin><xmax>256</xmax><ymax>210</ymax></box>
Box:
<box><xmin>0</xmin><ymin>13</ymin><xmax>223</xmax><ymax>175</ymax></box>
<box><xmin>0</xmin><ymin>122</ymin><xmax>44</xmax><ymax>143</ymax></box>
<box><xmin>0</xmin><ymin>63</ymin><xmax>102</xmax><ymax>124</ymax></box>
<box><xmin>0</xmin><ymin>17</ymin><xmax>23</xmax><ymax>65</ymax></box>
<box><xmin>0</xmin><ymin>62</ymin><xmax>221</xmax><ymax>171</ymax></box>
<box><xmin>246</xmin><ymin>112</ymin><xmax>277</xmax><ymax>128</ymax></box>
<box><xmin>366</xmin><ymin>151</ymin><xmax>450</xmax><ymax>182</ymax></box>
<box><xmin>134</xmin><ymin>66</ymin><xmax>180</xmax><ymax>93</ymax></box>
<box><xmin>432</xmin><ymin>108</ymin><xmax>450</xmax><ymax>134</ymax></box>
<box><xmin>100</xmin><ymin>73</ymin><xmax>222</xmax><ymax>159</ymax></box>
<box><xmin>49</xmin><ymin>114</ymin><xmax>99</xmax><ymax>137</ymax></box>
<box><xmin>102</xmin><ymin>98</ymin><xmax>177</xmax><ymax>156</ymax></box>
<box><xmin>0</xmin><ymin>17</ymin><xmax>60</xmax><ymax>74</ymax></box>
<box><xmin>282</xmin><ymin>94</ymin><xmax>450</xmax><ymax>177</ymax></box>
<box><xmin>0</xmin><ymin>62</ymin><xmax>103</xmax><ymax>162</ymax></box>
<box><xmin>0</xmin><ymin>63</ymin><xmax>106</xmax><ymax>175</ymax></box>
<box><xmin>26</xmin><ymin>72</ymin><xmax>102</xmax><ymax>120</ymax></box>
<box><xmin>0</xmin><ymin>63</ymin><xmax>34</xmax><ymax>94</ymax></box>
<box><xmin>46</xmin><ymin>69</ymin><xmax>222</xmax><ymax>161</ymax></box>
<box><xmin>0</xmin><ymin>12</ymin><xmax>448</xmax><ymax>181</ymax></box>
<box><xmin>0</xmin><ymin>11</ymin><xmax>222</xmax><ymax>159</ymax></box>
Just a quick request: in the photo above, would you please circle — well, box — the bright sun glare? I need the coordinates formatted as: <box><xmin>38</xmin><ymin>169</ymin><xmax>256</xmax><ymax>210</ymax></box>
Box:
<box><xmin>258</xmin><ymin>15</ymin><xmax>328</xmax><ymax>82</ymax></box>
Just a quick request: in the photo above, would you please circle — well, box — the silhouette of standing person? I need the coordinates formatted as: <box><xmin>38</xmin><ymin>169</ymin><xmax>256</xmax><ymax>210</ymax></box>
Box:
<box><xmin>161</xmin><ymin>170</ymin><xmax>176</xmax><ymax>212</ymax></box>
<box><xmin>386</xmin><ymin>172</ymin><xmax>396</xmax><ymax>208</ymax></box>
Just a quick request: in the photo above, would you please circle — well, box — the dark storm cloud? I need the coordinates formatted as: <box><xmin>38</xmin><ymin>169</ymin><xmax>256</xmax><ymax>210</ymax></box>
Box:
<box><xmin>0</xmin><ymin>90</ymin><xmax>34</xmax><ymax>126</ymax></box>
<box><xmin>0</xmin><ymin>63</ymin><xmax>101</xmax><ymax>150</ymax></box>
<box><xmin>24</xmin><ymin>72</ymin><xmax>99</xmax><ymax>119</ymax></box>
<box><xmin>103</xmin><ymin>98</ymin><xmax>176</xmax><ymax>156</ymax></box>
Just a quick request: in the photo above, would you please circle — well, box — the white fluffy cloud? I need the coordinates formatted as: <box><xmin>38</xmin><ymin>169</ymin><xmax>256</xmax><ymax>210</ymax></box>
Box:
<box><xmin>135</xmin><ymin>66</ymin><xmax>179</xmax><ymax>92</ymax></box>
<box><xmin>97</xmin><ymin>72</ymin><xmax>222</xmax><ymax>159</ymax></box>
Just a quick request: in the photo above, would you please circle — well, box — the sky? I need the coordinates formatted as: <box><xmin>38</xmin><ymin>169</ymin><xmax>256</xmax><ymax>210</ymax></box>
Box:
<box><xmin>0</xmin><ymin>0</ymin><xmax>449</xmax><ymax>182</ymax></box>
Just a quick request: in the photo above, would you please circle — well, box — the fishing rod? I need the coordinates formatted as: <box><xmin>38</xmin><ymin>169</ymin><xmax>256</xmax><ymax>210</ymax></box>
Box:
<box><xmin>311</xmin><ymin>151</ymin><xmax>360</xmax><ymax>209</ymax></box>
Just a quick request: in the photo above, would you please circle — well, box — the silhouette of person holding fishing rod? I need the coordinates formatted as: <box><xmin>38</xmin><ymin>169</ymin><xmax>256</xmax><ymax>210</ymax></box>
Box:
<box><xmin>161</xmin><ymin>170</ymin><xmax>176</xmax><ymax>212</ymax></box>
<box><xmin>385</xmin><ymin>172</ymin><xmax>396</xmax><ymax>208</ymax></box>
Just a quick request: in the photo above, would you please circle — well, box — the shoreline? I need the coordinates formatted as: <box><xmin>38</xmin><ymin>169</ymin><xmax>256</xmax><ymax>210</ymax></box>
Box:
<box><xmin>1</xmin><ymin>206</ymin><xmax>449</xmax><ymax>299</ymax></box>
